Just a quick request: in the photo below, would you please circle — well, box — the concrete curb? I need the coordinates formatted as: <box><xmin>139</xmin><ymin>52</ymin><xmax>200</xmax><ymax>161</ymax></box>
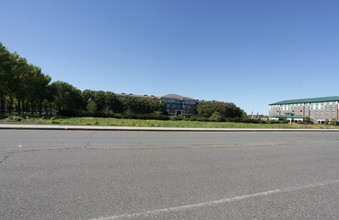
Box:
<box><xmin>1</xmin><ymin>124</ymin><xmax>339</xmax><ymax>132</ymax></box>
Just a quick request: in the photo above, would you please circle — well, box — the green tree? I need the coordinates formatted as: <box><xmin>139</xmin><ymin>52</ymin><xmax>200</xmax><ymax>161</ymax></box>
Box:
<box><xmin>92</xmin><ymin>90</ymin><xmax>106</xmax><ymax>112</ymax></box>
<box><xmin>104</xmin><ymin>91</ymin><xmax>124</xmax><ymax>113</ymax></box>
<box><xmin>122</xmin><ymin>96</ymin><xmax>165</xmax><ymax>114</ymax></box>
<box><xmin>9</xmin><ymin>53</ymin><xmax>29</xmax><ymax>115</ymax></box>
<box><xmin>0</xmin><ymin>43</ymin><xmax>12</xmax><ymax>113</ymax></box>
<box><xmin>122</xmin><ymin>95</ymin><xmax>138</xmax><ymax>114</ymax></box>
<box><xmin>197</xmin><ymin>101</ymin><xmax>244</xmax><ymax>120</ymax></box>
<box><xmin>223</xmin><ymin>103</ymin><xmax>243</xmax><ymax>118</ymax></box>
<box><xmin>0</xmin><ymin>42</ymin><xmax>53</xmax><ymax>116</ymax></box>
<box><xmin>25</xmin><ymin>64</ymin><xmax>51</xmax><ymax>116</ymax></box>
<box><xmin>50</xmin><ymin>81</ymin><xmax>82</xmax><ymax>115</ymax></box>
<box><xmin>196</xmin><ymin>101</ymin><xmax>221</xmax><ymax>118</ymax></box>
<box><xmin>81</xmin><ymin>89</ymin><xmax>94</xmax><ymax>103</ymax></box>
<box><xmin>86</xmin><ymin>101</ymin><xmax>97</xmax><ymax>115</ymax></box>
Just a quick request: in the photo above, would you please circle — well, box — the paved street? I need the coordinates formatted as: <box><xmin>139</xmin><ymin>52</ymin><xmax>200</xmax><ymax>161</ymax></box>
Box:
<box><xmin>1</xmin><ymin>130</ymin><xmax>339</xmax><ymax>219</ymax></box>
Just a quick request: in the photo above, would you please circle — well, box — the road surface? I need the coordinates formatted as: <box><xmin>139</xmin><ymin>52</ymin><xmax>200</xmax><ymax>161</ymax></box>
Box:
<box><xmin>1</xmin><ymin>130</ymin><xmax>339</xmax><ymax>219</ymax></box>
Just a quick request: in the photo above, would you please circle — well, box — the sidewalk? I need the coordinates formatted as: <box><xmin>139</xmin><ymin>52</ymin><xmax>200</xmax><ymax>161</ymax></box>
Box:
<box><xmin>1</xmin><ymin>124</ymin><xmax>339</xmax><ymax>132</ymax></box>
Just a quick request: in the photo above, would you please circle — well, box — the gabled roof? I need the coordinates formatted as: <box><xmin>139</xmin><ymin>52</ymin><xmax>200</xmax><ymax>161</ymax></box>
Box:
<box><xmin>182</xmin><ymin>96</ymin><xmax>197</xmax><ymax>101</ymax></box>
<box><xmin>270</xmin><ymin>96</ymin><xmax>339</xmax><ymax>105</ymax></box>
<box><xmin>161</xmin><ymin>94</ymin><xmax>197</xmax><ymax>101</ymax></box>
<box><xmin>161</xmin><ymin>94</ymin><xmax>184</xmax><ymax>100</ymax></box>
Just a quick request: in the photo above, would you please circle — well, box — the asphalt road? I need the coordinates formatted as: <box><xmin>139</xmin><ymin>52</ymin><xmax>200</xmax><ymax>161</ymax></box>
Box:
<box><xmin>0</xmin><ymin>130</ymin><xmax>339</xmax><ymax>219</ymax></box>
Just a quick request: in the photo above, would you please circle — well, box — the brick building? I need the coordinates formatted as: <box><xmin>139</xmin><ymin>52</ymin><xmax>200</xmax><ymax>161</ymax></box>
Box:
<box><xmin>115</xmin><ymin>93</ymin><xmax>198</xmax><ymax>116</ymax></box>
<box><xmin>269</xmin><ymin>96</ymin><xmax>339</xmax><ymax>123</ymax></box>
<box><xmin>161</xmin><ymin>94</ymin><xmax>197</xmax><ymax>116</ymax></box>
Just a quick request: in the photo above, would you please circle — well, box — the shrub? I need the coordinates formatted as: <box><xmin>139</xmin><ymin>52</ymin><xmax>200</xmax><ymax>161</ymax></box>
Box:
<box><xmin>330</xmin><ymin>118</ymin><xmax>337</xmax><ymax>126</ymax></box>
<box><xmin>209</xmin><ymin>112</ymin><xmax>223</xmax><ymax>122</ymax></box>
<box><xmin>171</xmin><ymin>115</ymin><xmax>185</xmax><ymax>121</ymax></box>
<box><xmin>13</xmin><ymin>116</ymin><xmax>23</xmax><ymax>121</ymax></box>
<box><xmin>304</xmin><ymin>117</ymin><xmax>311</xmax><ymax>124</ymax></box>
<box><xmin>190</xmin><ymin>115</ymin><xmax>208</xmax><ymax>121</ymax></box>
<box><xmin>241</xmin><ymin>118</ymin><xmax>261</xmax><ymax>124</ymax></box>
<box><xmin>267</xmin><ymin>120</ymin><xmax>280</xmax><ymax>124</ymax></box>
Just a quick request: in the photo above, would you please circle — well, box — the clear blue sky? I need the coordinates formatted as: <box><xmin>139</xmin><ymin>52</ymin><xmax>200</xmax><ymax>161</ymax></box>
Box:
<box><xmin>1</xmin><ymin>0</ymin><xmax>338</xmax><ymax>115</ymax></box>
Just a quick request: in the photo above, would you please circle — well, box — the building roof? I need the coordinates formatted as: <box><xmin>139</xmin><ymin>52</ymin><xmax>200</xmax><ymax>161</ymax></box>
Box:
<box><xmin>161</xmin><ymin>94</ymin><xmax>197</xmax><ymax>101</ymax></box>
<box><xmin>270</xmin><ymin>96</ymin><xmax>339</xmax><ymax>105</ymax></box>
<box><xmin>161</xmin><ymin>94</ymin><xmax>184</xmax><ymax>100</ymax></box>
<box><xmin>116</xmin><ymin>93</ymin><xmax>159</xmax><ymax>99</ymax></box>
<box><xmin>115</xmin><ymin>93</ymin><xmax>197</xmax><ymax>101</ymax></box>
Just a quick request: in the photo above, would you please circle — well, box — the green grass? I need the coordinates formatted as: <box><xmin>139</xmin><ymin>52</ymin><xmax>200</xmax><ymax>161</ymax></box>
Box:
<box><xmin>0</xmin><ymin>115</ymin><xmax>338</xmax><ymax>129</ymax></box>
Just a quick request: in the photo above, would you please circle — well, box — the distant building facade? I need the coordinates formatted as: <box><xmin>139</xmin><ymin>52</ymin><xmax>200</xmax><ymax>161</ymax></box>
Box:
<box><xmin>269</xmin><ymin>96</ymin><xmax>339</xmax><ymax>123</ymax></box>
<box><xmin>115</xmin><ymin>93</ymin><xmax>198</xmax><ymax>116</ymax></box>
<box><xmin>161</xmin><ymin>94</ymin><xmax>197</xmax><ymax>116</ymax></box>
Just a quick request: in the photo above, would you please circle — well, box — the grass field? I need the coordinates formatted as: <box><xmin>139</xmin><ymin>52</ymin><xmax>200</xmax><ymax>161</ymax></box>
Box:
<box><xmin>0</xmin><ymin>115</ymin><xmax>338</xmax><ymax>129</ymax></box>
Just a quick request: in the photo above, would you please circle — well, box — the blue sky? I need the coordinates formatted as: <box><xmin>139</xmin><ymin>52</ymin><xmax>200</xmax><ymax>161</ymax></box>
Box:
<box><xmin>1</xmin><ymin>0</ymin><xmax>338</xmax><ymax>115</ymax></box>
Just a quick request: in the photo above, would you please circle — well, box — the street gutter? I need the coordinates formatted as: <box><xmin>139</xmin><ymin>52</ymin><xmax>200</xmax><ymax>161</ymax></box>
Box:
<box><xmin>1</xmin><ymin>124</ymin><xmax>339</xmax><ymax>132</ymax></box>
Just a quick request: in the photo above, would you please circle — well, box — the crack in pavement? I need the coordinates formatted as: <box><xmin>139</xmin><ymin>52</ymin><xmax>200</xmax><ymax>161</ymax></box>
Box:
<box><xmin>0</xmin><ymin>139</ymin><xmax>337</xmax><ymax>154</ymax></box>
<box><xmin>0</xmin><ymin>155</ymin><xmax>9</xmax><ymax>165</ymax></box>
<box><xmin>83</xmin><ymin>132</ymin><xmax>96</xmax><ymax>149</ymax></box>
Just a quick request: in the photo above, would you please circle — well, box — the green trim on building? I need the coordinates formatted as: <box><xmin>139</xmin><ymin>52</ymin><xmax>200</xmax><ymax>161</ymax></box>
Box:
<box><xmin>272</xmin><ymin>115</ymin><xmax>306</xmax><ymax>119</ymax></box>
<box><xmin>270</xmin><ymin>96</ymin><xmax>339</xmax><ymax>105</ymax></box>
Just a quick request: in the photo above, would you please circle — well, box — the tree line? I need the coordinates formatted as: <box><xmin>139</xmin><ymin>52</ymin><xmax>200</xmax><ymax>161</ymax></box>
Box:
<box><xmin>0</xmin><ymin>42</ymin><xmax>52</xmax><ymax>116</ymax></box>
<box><xmin>0</xmin><ymin>42</ymin><xmax>167</xmax><ymax>117</ymax></box>
<box><xmin>1</xmin><ymin>42</ymin><xmax>246</xmax><ymax>120</ymax></box>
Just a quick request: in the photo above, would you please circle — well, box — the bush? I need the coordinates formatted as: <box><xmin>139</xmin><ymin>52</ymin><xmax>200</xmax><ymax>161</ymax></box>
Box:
<box><xmin>330</xmin><ymin>118</ymin><xmax>338</xmax><ymax>126</ymax></box>
<box><xmin>13</xmin><ymin>116</ymin><xmax>23</xmax><ymax>121</ymax></box>
<box><xmin>170</xmin><ymin>115</ymin><xmax>185</xmax><ymax>121</ymax></box>
<box><xmin>225</xmin><ymin>117</ymin><xmax>243</xmax><ymax>122</ymax></box>
<box><xmin>240</xmin><ymin>118</ymin><xmax>261</xmax><ymax>124</ymax></box>
<box><xmin>58</xmin><ymin>109</ymin><xmax>79</xmax><ymax>116</ymax></box>
<box><xmin>267</xmin><ymin>120</ymin><xmax>280</xmax><ymax>124</ymax></box>
<box><xmin>7</xmin><ymin>115</ymin><xmax>23</xmax><ymax>121</ymax></box>
<box><xmin>189</xmin><ymin>115</ymin><xmax>208</xmax><ymax>121</ymax></box>
<box><xmin>209</xmin><ymin>112</ymin><xmax>223</xmax><ymax>122</ymax></box>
